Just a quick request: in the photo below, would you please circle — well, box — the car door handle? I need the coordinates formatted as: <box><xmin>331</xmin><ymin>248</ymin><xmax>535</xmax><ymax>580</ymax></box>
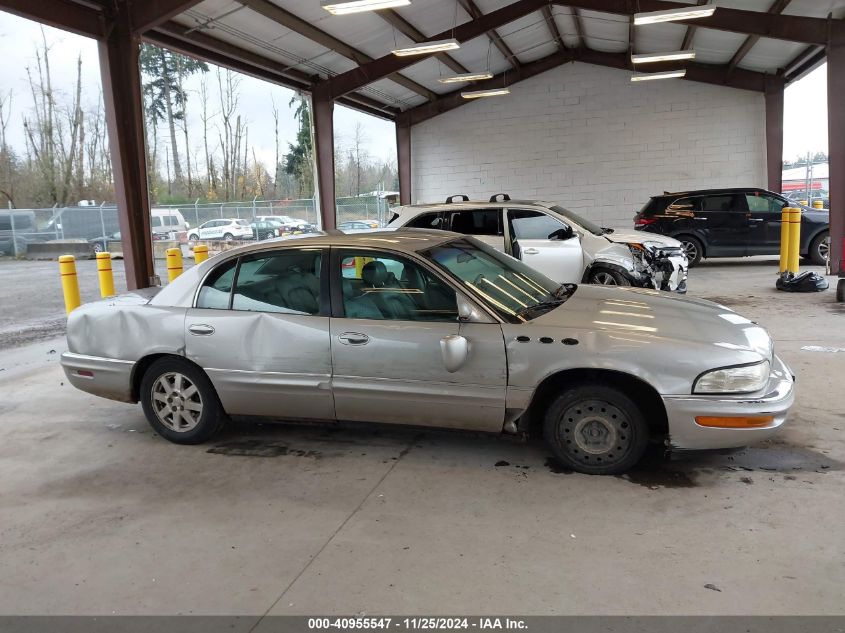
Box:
<box><xmin>523</xmin><ymin>248</ymin><xmax>540</xmax><ymax>255</ymax></box>
<box><xmin>188</xmin><ymin>324</ymin><xmax>215</xmax><ymax>336</ymax></box>
<box><xmin>748</xmin><ymin>218</ymin><xmax>764</xmax><ymax>223</ymax></box>
<box><xmin>339</xmin><ymin>332</ymin><xmax>369</xmax><ymax>345</ymax></box>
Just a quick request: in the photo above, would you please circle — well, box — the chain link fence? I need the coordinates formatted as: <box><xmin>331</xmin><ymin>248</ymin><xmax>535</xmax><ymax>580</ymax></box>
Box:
<box><xmin>0</xmin><ymin>195</ymin><xmax>394</xmax><ymax>257</ymax></box>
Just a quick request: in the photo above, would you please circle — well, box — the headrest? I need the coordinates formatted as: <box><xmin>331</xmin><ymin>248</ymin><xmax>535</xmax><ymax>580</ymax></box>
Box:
<box><xmin>362</xmin><ymin>260</ymin><xmax>387</xmax><ymax>286</ymax></box>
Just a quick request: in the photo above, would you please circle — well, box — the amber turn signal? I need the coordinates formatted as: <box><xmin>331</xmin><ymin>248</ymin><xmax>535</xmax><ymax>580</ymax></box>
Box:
<box><xmin>695</xmin><ymin>416</ymin><xmax>774</xmax><ymax>428</ymax></box>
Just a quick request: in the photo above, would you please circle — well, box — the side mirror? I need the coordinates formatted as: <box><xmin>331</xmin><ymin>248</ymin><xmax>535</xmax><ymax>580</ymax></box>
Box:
<box><xmin>548</xmin><ymin>227</ymin><xmax>573</xmax><ymax>241</ymax></box>
<box><xmin>440</xmin><ymin>334</ymin><xmax>469</xmax><ymax>373</ymax></box>
<box><xmin>456</xmin><ymin>294</ymin><xmax>495</xmax><ymax>324</ymax></box>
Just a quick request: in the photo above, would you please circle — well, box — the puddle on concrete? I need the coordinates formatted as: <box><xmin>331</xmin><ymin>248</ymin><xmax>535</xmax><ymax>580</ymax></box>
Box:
<box><xmin>207</xmin><ymin>439</ymin><xmax>321</xmax><ymax>458</ymax></box>
<box><xmin>540</xmin><ymin>443</ymin><xmax>841</xmax><ymax>488</ymax></box>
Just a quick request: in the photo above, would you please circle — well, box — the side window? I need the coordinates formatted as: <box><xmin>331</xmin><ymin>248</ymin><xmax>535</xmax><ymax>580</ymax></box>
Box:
<box><xmin>405</xmin><ymin>212</ymin><xmax>445</xmax><ymax>230</ymax></box>
<box><xmin>508</xmin><ymin>209</ymin><xmax>568</xmax><ymax>240</ymax></box>
<box><xmin>746</xmin><ymin>193</ymin><xmax>786</xmax><ymax>214</ymax></box>
<box><xmin>232</xmin><ymin>249</ymin><xmax>323</xmax><ymax>315</ymax></box>
<box><xmin>448</xmin><ymin>210</ymin><xmax>502</xmax><ymax>236</ymax></box>
<box><xmin>338</xmin><ymin>250</ymin><xmax>458</xmax><ymax>322</ymax></box>
<box><xmin>666</xmin><ymin>197</ymin><xmax>698</xmax><ymax>216</ymax></box>
<box><xmin>196</xmin><ymin>258</ymin><xmax>238</xmax><ymax>309</ymax></box>
<box><xmin>163</xmin><ymin>215</ymin><xmax>178</xmax><ymax>226</ymax></box>
<box><xmin>700</xmin><ymin>195</ymin><xmax>741</xmax><ymax>213</ymax></box>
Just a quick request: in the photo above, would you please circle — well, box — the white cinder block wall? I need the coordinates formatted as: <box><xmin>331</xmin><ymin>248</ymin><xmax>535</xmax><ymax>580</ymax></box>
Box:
<box><xmin>411</xmin><ymin>62</ymin><xmax>767</xmax><ymax>228</ymax></box>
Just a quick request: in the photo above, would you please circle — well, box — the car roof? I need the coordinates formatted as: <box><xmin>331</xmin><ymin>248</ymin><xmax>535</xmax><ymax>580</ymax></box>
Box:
<box><xmin>650</xmin><ymin>187</ymin><xmax>777</xmax><ymax>199</ymax></box>
<box><xmin>205</xmin><ymin>228</ymin><xmax>461</xmax><ymax>258</ymax></box>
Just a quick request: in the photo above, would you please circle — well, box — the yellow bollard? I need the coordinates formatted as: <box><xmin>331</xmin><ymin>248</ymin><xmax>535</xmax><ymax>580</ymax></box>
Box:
<box><xmin>193</xmin><ymin>243</ymin><xmax>209</xmax><ymax>264</ymax></box>
<box><xmin>812</xmin><ymin>200</ymin><xmax>824</xmax><ymax>209</ymax></box>
<box><xmin>166</xmin><ymin>247</ymin><xmax>183</xmax><ymax>283</ymax></box>
<box><xmin>798</xmin><ymin>199</ymin><xmax>808</xmax><ymax>206</ymax></box>
<box><xmin>59</xmin><ymin>255</ymin><xmax>81</xmax><ymax>314</ymax></box>
<box><xmin>787</xmin><ymin>207</ymin><xmax>802</xmax><ymax>274</ymax></box>
<box><xmin>96</xmin><ymin>251</ymin><xmax>115</xmax><ymax>298</ymax></box>
<box><xmin>779</xmin><ymin>207</ymin><xmax>790</xmax><ymax>274</ymax></box>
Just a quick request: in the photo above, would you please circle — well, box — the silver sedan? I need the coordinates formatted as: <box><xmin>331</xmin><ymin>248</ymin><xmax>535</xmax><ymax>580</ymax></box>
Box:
<box><xmin>61</xmin><ymin>229</ymin><xmax>794</xmax><ymax>475</ymax></box>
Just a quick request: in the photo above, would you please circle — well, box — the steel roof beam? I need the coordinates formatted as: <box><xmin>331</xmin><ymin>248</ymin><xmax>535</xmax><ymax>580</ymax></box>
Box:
<box><xmin>237</xmin><ymin>0</ymin><xmax>436</xmax><ymax>101</ymax></box>
<box><xmin>376</xmin><ymin>9</ymin><xmax>469</xmax><ymax>75</ymax></box>
<box><xmin>680</xmin><ymin>0</ymin><xmax>708</xmax><ymax>50</ymax></box>
<box><xmin>559</xmin><ymin>0</ymin><xmax>828</xmax><ymax>45</ymax></box>
<box><xmin>541</xmin><ymin>6</ymin><xmax>566</xmax><ymax>52</ymax></box>
<box><xmin>317</xmin><ymin>0</ymin><xmax>548</xmax><ymax>99</ymax></box>
<box><xmin>130</xmin><ymin>0</ymin><xmax>204</xmax><ymax>33</ymax></box>
<box><xmin>727</xmin><ymin>0</ymin><xmax>792</xmax><ymax>73</ymax></box>
<box><xmin>0</xmin><ymin>0</ymin><xmax>104</xmax><ymax>38</ymax></box>
<box><xmin>147</xmin><ymin>23</ymin><xmax>399</xmax><ymax>119</ymax></box>
<box><xmin>457</xmin><ymin>0</ymin><xmax>521</xmax><ymax>70</ymax></box>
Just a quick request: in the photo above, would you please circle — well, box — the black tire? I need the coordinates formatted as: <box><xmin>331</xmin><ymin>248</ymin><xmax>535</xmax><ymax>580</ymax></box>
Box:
<box><xmin>92</xmin><ymin>242</ymin><xmax>103</xmax><ymax>253</ymax></box>
<box><xmin>543</xmin><ymin>384</ymin><xmax>650</xmax><ymax>475</ymax></box>
<box><xmin>188</xmin><ymin>234</ymin><xmax>199</xmax><ymax>242</ymax></box>
<box><xmin>837</xmin><ymin>279</ymin><xmax>845</xmax><ymax>303</ymax></box>
<box><xmin>678</xmin><ymin>235</ymin><xmax>703</xmax><ymax>267</ymax></box>
<box><xmin>140</xmin><ymin>357</ymin><xmax>226</xmax><ymax>445</ymax></box>
<box><xmin>588</xmin><ymin>268</ymin><xmax>631</xmax><ymax>286</ymax></box>
<box><xmin>263</xmin><ymin>231</ymin><xmax>274</xmax><ymax>240</ymax></box>
<box><xmin>223</xmin><ymin>232</ymin><xmax>234</xmax><ymax>241</ymax></box>
<box><xmin>808</xmin><ymin>231</ymin><xmax>829</xmax><ymax>266</ymax></box>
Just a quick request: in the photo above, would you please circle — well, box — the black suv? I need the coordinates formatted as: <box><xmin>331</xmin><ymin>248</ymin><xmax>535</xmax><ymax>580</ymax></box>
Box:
<box><xmin>634</xmin><ymin>188</ymin><xmax>830</xmax><ymax>266</ymax></box>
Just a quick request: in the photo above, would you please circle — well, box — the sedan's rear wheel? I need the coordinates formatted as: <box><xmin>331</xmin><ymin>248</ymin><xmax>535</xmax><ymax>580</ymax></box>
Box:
<box><xmin>140</xmin><ymin>357</ymin><xmax>225</xmax><ymax>444</ymax></box>
<box><xmin>809</xmin><ymin>231</ymin><xmax>829</xmax><ymax>266</ymax></box>
<box><xmin>543</xmin><ymin>385</ymin><xmax>649</xmax><ymax>475</ymax></box>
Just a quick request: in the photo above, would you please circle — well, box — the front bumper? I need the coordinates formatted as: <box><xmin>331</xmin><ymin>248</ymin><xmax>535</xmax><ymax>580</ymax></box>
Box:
<box><xmin>662</xmin><ymin>355</ymin><xmax>794</xmax><ymax>451</ymax></box>
<box><xmin>61</xmin><ymin>352</ymin><xmax>136</xmax><ymax>403</ymax></box>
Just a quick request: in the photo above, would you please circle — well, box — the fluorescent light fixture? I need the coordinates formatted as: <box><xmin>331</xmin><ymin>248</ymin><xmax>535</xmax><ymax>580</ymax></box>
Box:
<box><xmin>322</xmin><ymin>0</ymin><xmax>410</xmax><ymax>15</ymax></box>
<box><xmin>634</xmin><ymin>3</ymin><xmax>715</xmax><ymax>25</ymax></box>
<box><xmin>630</xmin><ymin>69</ymin><xmax>687</xmax><ymax>82</ymax></box>
<box><xmin>461</xmin><ymin>87</ymin><xmax>510</xmax><ymax>99</ymax></box>
<box><xmin>392</xmin><ymin>38</ymin><xmax>460</xmax><ymax>56</ymax></box>
<box><xmin>437</xmin><ymin>72</ymin><xmax>495</xmax><ymax>84</ymax></box>
<box><xmin>631</xmin><ymin>49</ymin><xmax>696</xmax><ymax>64</ymax></box>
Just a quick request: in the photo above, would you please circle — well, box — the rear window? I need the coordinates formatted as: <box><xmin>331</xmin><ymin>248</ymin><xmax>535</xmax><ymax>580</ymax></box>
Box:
<box><xmin>406</xmin><ymin>212</ymin><xmax>445</xmax><ymax>230</ymax></box>
<box><xmin>236</xmin><ymin>220</ymin><xmax>250</xmax><ymax>226</ymax></box>
<box><xmin>447</xmin><ymin>210</ymin><xmax>502</xmax><ymax>236</ymax></box>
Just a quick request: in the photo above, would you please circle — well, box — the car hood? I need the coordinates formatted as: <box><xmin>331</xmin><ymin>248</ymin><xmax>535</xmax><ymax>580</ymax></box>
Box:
<box><xmin>533</xmin><ymin>284</ymin><xmax>772</xmax><ymax>358</ymax></box>
<box><xmin>603</xmin><ymin>229</ymin><xmax>682</xmax><ymax>249</ymax></box>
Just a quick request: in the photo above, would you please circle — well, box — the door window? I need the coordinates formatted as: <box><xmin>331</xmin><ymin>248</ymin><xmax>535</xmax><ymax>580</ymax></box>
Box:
<box><xmin>405</xmin><ymin>211</ymin><xmax>445</xmax><ymax>230</ymax></box>
<box><xmin>447</xmin><ymin>210</ymin><xmax>502</xmax><ymax>236</ymax></box>
<box><xmin>508</xmin><ymin>210</ymin><xmax>569</xmax><ymax>240</ymax></box>
<box><xmin>700</xmin><ymin>195</ymin><xmax>742</xmax><ymax>213</ymax></box>
<box><xmin>666</xmin><ymin>197</ymin><xmax>697</xmax><ymax>216</ymax></box>
<box><xmin>338</xmin><ymin>251</ymin><xmax>458</xmax><ymax>322</ymax></box>
<box><xmin>232</xmin><ymin>249</ymin><xmax>323</xmax><ymax>315</ymax></box>
<box><xmin>196</xmin><ymin>258</ymin><xmax>238</xmax><ymax>309</ymax></box>
<box><xmin>746</xmin><ymin>192</ymin><xmax>787</xmax><ymax>214</ymax></box>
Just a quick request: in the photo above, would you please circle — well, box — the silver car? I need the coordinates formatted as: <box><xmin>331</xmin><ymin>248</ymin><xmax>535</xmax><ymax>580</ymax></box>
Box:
<box><xmin>61</xmin><ymin>230</ymin><xmax>794</xmax><ymax>475</ymax></box>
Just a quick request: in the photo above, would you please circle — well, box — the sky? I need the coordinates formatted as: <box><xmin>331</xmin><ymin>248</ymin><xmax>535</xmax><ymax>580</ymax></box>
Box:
<box><xmin>0</xmin><ymin>10</ymin><xmax>832</xmax><ymax>172</ymax></box>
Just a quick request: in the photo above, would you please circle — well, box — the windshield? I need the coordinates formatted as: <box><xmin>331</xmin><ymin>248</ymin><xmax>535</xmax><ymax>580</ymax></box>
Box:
<box><xmin>549</xmin><ymin>205</ymin><xmax>603</xmax><ymax>236</ymax></box>
<box><xmin>423</xmin><ymin>238</ymin><xmax>572</xmax><ymax>322</ymax></box>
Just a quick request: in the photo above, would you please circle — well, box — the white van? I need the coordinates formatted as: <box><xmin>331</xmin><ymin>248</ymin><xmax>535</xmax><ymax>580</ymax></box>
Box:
<box><xmin>150</xmin><ymin>208</ymin><xmax>189</xmax><ymax>239</ymax></box>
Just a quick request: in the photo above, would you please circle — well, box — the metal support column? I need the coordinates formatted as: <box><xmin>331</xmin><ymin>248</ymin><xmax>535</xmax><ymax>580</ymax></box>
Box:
<box><xmin>312</xmin><ymin>86</ymin><xmax>336</xmax><ymax>231</ymax></box>
<box><xmin>396</xmin><ymin>123</ymin><xmax>411</xmax><ymax>205</ymax></box>
<box><xmin>765</xmin><ymin>75</ymin><xmax>784</xmax><ymax>194</ymax></box>
<box><xmin>98</xmin><ymin>3</ymin><xmax>155</xmax><ymax>289</ymax></box>
<box><xmin>828</xmin><ymin>23</ymin><xmax>845</xmax><ymax>287</ymax></box>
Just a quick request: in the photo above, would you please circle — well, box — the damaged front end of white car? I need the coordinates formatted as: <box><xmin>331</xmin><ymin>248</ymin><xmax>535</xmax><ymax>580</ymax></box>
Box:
<box><xmin>585</xmin><ymin>239</ymin><xmax>688</xmax><ymax>293</ymax></box>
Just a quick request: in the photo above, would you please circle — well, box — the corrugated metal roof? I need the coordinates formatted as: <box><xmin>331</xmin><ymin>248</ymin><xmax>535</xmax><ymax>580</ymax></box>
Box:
<box><xmin>158</xmin><ymin>0</ymin><xmax>845</xmax><ymax>118</ymax></box>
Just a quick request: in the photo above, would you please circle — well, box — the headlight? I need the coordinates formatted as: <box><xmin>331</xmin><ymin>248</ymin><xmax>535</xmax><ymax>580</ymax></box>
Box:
<box><xmin>693</xmin><ymin>360</ymin><xmax>770</xmax><ymax>394</ymax></box>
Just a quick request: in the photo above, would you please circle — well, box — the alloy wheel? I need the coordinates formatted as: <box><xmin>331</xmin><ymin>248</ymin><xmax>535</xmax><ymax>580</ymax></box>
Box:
<box><xmin>151</xmin><ymin>372</ymin><xmax>203</xmax><ymax>432</ymax></box>
<box><xmin>681</xmin><ymin>240</ymin><xmax>698</xmax><ymax>261</ymax></box>
<box><xmin>818</xmin><ymin>236</ymin><xmax>830</xmax><ymax>262</ymax></box>
<box><xmin>592</xmin><ymin>271</ymin><xmax>618</xmax><ymax>285</ymax></box>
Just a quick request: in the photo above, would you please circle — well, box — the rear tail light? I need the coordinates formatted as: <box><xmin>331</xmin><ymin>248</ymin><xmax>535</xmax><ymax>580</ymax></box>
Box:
<box><xmin>635</xmin><ymin>217</ymin><xmax>658</xmax><ymax>226</ymax></box>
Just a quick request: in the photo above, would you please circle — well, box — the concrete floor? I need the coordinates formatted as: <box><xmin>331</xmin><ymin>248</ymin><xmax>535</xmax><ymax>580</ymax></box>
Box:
<box><xmin>0</xmin><ymin>257</ymin><xmax>843</xmax><ymax>615</ymax></box>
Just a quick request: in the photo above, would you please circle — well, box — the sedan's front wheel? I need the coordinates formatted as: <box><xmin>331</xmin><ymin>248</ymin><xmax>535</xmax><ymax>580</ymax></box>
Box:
<box><xmin>588</xmin><ymin>268</ymin><xmax>631</xmax><ymax>286</ymax></box>
<box><xmin>140</xmin><ymin>357</ymin><xmax>226</xmax><ymax>444</ymax></box>
<box><xmin>543</xmin><ymin>385</ymin><xmax>649</xmax><ymax>475</ymax></box>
